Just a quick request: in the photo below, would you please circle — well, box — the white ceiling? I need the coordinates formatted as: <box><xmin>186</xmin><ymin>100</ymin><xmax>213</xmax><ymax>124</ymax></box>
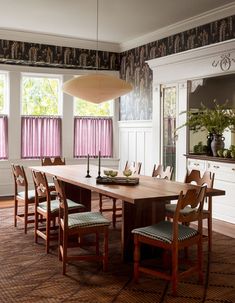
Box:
<box><xmin>0</xmin><ymin>0</ymin><xmax>234</xmax><ymax>52</ymax></box>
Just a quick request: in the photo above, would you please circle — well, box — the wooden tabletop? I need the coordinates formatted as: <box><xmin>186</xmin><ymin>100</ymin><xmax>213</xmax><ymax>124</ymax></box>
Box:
<box><xmin>30</xmin><ymin>164</ymin><xmax>225</xmax><ymax>203</ymax></box>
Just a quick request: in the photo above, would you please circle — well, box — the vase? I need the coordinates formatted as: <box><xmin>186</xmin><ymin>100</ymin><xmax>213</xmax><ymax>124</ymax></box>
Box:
<box><xmin>206</xmin><ymin>133</ymin><xmax>213</xmax><ymax>156</ymax></box>
<box><xmin>211</xmin><ymin>134</ymin><xmax>225</xmax><ymax>157</ymax></box>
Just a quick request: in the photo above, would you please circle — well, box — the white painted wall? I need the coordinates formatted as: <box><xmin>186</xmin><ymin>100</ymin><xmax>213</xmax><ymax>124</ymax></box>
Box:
<box><xmin>0</xmin><ymin>64</ymin><xmax>119</xmax><ymax>196</ymax></box>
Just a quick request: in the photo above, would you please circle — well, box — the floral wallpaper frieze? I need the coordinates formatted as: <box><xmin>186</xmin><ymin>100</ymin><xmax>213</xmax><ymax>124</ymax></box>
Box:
<box><xmin>0</xmin><ymin>40</ymin><xmax>120</xmax><ymax>70</ymax></box>
<box><xmin>119</xmin><ymin>15</ymin><xmax>235</xmax><ymax>120</ymax></box>
<box><xmin>0</xmin><ymin>15</ymin><xmax>234</xmax><ymax>121</ymax></box>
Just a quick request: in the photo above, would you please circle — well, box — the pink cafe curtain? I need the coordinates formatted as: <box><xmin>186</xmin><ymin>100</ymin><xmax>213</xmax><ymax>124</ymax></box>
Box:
<box><xmin>0</xmin><ymin>115</ymin><xmax>8</xmax><ymax>159</ymax></box>
<box><xmin>74</xmin><ymin>117</ymin><xmax>113</xmax><ymax>157</ymax></box>
<box><xmin>21</xmin><ymin>116</ymin><xmax>62</xmax><ymax>159</ymax></box>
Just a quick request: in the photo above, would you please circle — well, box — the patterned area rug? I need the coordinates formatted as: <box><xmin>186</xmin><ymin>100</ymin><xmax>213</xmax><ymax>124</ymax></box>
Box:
<box><xmin>0</xmin><ymin>206</ymin><xmax>234</xmax><ymax>303</ymax></box>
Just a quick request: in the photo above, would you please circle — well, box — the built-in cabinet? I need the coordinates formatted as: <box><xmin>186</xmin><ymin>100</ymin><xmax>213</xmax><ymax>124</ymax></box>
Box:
<box><xmin>187</xmin><ymin>155</ymin><xmax>235</xmax><ymax>224</ymax></box>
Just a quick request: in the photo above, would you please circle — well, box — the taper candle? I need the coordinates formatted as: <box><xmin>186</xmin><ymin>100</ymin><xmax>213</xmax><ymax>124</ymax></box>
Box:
<box><xmin>85</xmin><ymin>153</ymin><xmax>91</xmax><ymax>177</ymax></box>
<box><xmin>97</xmin><ymin>151</ymin><xmax>101</xmax><ymax>178</ymax></box>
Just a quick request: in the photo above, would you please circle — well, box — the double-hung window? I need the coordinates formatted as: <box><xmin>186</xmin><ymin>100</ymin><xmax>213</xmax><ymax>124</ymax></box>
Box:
<box><xmin>21</xmin><ymin>74</ymin><xmax>62</xmax><ymax>159</ymax></box>
<box><xmin>0</xmin><ymin>72</ymin><xmax>8</xmax><ymax>160</ymax></box>
<box><xmin>74</xmin><ymin>98</ymin><xmax>113</xmax><ymax>157</ymax></box>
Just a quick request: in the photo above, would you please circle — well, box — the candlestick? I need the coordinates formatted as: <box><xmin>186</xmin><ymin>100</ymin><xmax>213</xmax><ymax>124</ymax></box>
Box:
<box><xmin>97</xmin><ymin>151</ymin><xmax>101</xmax><ymax>178</ymax></box>
<box><xmin>85</xmin><ymin>153</ymin><xmax>91</xmax><ymax>178</ymax></box>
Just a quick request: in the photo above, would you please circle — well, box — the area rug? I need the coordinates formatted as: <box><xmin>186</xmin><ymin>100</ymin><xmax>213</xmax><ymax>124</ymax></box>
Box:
<box><xmin>0</xmin><ymin>206</ymin><xmax>234</xmax><ymax>303</ymax></box>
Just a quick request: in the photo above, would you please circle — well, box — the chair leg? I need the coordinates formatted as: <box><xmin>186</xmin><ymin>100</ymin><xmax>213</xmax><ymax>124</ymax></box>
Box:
<box><xmin>14</xmin><ymin>198</ymin><xmax>18</xmax><ymax>227</ymax></box>
<box><xmin>103</xmin><ymin>229</ymin><xmax>109</xmax><ymax>272</ymax></box>
<box><xmin>198</xmin><ymin>237</ymin><xmax>204</xmax><ymax>284</ymax></box>
<box><xmin>59</xmin><ymin>223</ymin><xmax>62</xmax><ymax>261</ymax></box>
<box><xmin>208</xmin><ymin>213</ymin><xmax>212</xmax><ymax>252</ymax></box>
<box><xmin>112</xmin><ymin>198</ymin><xmax>117</xmax><ymax>228</ymax></box>
<box><xmin>46</xmin><ymin>217</ymin><xmax>50</xmax><ymax>254</ymax></box>
<box><xmin>35</xmin><ymin>210</ymin><xmax>39</xmax><ymax>244</ymax></box>
<box><xmin>171</xmin><ymin>248</ymin><xmax>178</xmax><ymax>296</ymax></box>
<box><xmin>99</xmin><ymin>194</ymin><xmax>103</xmax><ymax>213</ymax></box>
<box><xmin>133</xmin><ymin>236</ymin><xmax>140</xmax><ymax>283</ymax></box>
<box><xmin>24</xmin><ymin>202</ymin><xmax>28</xmax><ymax>234</ymax></box>
<box><xmin>62</xmin><ymin>229</ymin><xmax>67</xmax><ymax>275</ymax></box>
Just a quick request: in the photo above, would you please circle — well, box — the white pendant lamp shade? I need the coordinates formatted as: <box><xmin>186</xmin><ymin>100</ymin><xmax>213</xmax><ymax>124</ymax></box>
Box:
<box><xmin>63</xmin><ymin>74</ymin><xmax>133</xmax><ymax>103</ymax></box>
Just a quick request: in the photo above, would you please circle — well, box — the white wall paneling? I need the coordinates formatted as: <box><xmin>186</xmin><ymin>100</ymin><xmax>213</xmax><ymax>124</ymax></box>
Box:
<box><xmin>118</xmin><ymin>121</ymin><xmax>153</xmax><ymax>175</ymax></box>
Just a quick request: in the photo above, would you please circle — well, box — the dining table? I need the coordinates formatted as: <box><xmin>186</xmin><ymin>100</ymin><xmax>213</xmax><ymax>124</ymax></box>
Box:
<box><xmin>30</xmin><ymin>164</ymin><xmax>225</xmax><ymax>261</ymax></box>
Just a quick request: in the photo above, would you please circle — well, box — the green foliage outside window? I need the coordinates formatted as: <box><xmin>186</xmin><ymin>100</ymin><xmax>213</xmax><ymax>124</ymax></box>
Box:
<box><xmin>74</xmin><ymin>98</ymin><xmax>112</xmax><ymax>116</ymax></box>
<box><xmin>22</xmin><ymin>76</ymin><xmax>60</xmax><ymax>115</ymax></box>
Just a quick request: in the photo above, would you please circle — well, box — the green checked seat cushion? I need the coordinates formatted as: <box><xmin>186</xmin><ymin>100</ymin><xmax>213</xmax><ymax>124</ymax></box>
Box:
<box><xmin>165</xmin><ymin>203</ymin><xmax>197</xmax><ymax>215</ymax></box>
<box><xmin>38</xmin><ymin>199</ymin><xmax>84</xmax><ymax>213</ymax></box>
<box><xmin>68</xmin><ymin>212</ymin><xmax>110</xmax><ymax>229</ymax></box>
<box><xmin>132</xmin><ymin>221</ymin><xmax>198</xmax><ymax>244</ymax></box>
<box><xmin>17</xmin><ymin>190</ymin><xmax>36</xmax><ymax>201</ymax></box>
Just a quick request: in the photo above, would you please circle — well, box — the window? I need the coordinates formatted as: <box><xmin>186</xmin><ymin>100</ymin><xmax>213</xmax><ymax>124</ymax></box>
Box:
<box><xmin>21</xmin><ymin>74</ymin><xmax>62</xmax><ymax>159</ymax></box>
<box><xmin>0</xmin><ymin>72</ymin><xmax>8</xmax><ymax>159</ymax></box>
<box><xmin>74</xmin><ymin>98</ymin><xmax>113</xmax><ymax>157</ymax></box>
<box><xmin>74</xmin><ymin>98</ymin><xmax>113</xmax><ymax>116</ymax></box>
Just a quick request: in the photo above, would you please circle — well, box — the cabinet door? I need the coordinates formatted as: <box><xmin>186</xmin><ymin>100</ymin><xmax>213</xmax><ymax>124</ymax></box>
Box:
<box><xmin>207</xmin><ymin>161</ymin><xmax>235</xmax><ymax>224</ymax></box>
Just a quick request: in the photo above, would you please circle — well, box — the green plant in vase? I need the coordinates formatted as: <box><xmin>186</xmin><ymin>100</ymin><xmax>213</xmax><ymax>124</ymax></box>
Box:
<box><xmin>177</xmin><ymin>100</ymin><xmax>235</xmax><ymax>157</ymax></box>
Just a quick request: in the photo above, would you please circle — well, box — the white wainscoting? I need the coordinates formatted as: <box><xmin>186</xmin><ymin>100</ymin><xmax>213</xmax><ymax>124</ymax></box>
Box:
<box><xmin>118</xmin><ymin>120</ymin><xmax>153</xmax><ymax>176</ymax></box>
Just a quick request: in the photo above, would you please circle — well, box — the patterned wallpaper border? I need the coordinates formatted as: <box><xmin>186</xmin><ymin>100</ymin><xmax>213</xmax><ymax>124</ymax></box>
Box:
<box><xmin>0</xmin><ymin>15</ymin><xmax>234</xmax><ymax>120</ymax></box>
<box><xmin>0</xmin><ymin>40</ymin><xmax>120</xmax><ymax>70</ymax></box>
<box><xmin>119</xmin><ymin>15</ymin><xmax>235</xmax><ymax>120</ymax></box>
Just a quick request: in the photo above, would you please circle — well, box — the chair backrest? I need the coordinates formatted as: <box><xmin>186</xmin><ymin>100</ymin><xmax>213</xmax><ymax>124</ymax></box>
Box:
<box><xmin>173</xmin><ymin>186</ymin><xmax>207</xmax><ymax>228</ymax></box>
<box><xmin>41</xmin><ymin>157</ymin><xmax>66</xmax><ymax>166</ymax></box>
<box><xmin>184</xmin><ymin>170</ymin><xmax>214</xmax><ymax>189</ymax></box>
<box><xmin>152</xmin><ymin>164</ymin><xmax>173</xmax><ymax>180</ymax></box>
<box><xmin>11</xmin><ymin>164</ymin><xmax>28</xmax><ymax>195</ymax></box>
<box><xmin>32</xmin><ymin>170</ymin><xmax>51</xmax><ymax>211</ymax></box>
<box><xmin>53</xmin><ymin>176</ymin><xmax>68</xmax><ymax>224</ymax></box>
<box><xmin>124</xmin><ymin>161</ymin><xmax>142</xmax><ymax>175</ymax></box>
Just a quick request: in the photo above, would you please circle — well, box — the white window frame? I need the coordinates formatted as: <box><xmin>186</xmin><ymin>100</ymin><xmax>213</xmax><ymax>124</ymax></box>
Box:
<box><xmin>21</xmin><ymin>72</ymin><xmax>63</xmax><ymax>116</ymax></box>
<box><xmin>0</xmin><ymin>71</ymin><xmax>9</xmax><ymax>115</ymax></box>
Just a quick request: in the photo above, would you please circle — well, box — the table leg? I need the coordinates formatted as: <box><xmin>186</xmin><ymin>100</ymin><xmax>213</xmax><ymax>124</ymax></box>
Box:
<box><xmin>63</xmin><ymin>182</ymin><xmax>91</xmax><ymax>211</ymax></box>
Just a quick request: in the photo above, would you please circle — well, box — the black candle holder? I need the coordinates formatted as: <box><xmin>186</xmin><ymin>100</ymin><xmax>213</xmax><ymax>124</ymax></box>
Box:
<box><xmin>97</xmin><ymin>151</ymin><xmax>101</xmax><ymax>179</ymax></box>
<box><xmin>85</xmin><ymin>154</ymin><xmax>91</xmax><ymax>178</ymax></box>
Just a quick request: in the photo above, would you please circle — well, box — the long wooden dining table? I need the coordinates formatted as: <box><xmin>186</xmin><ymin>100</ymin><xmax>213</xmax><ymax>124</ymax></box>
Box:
<box><xmin>30</xmin><ymin>164</ymin><xmax>225</xmax><ymax>261</ymax></box>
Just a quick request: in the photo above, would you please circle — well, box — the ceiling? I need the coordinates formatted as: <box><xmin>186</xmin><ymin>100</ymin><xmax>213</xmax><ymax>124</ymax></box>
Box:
<box><xmin>0</xmin><ymin>0</ymin><xmax>234</xmax><ymax>52</ymax></box>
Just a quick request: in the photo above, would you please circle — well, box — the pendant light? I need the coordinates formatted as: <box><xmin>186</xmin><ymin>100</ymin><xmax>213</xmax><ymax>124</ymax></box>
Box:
<box><xmin>62</xmin><ymin>0</ymin><xmax>132</xmax><ymax>103</ymax></box>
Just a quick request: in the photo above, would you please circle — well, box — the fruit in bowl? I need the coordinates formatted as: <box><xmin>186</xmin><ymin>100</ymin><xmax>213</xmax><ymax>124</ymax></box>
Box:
<box><xmin>103</xmin><ymin>170</ymin><xmax>111</xmax><ymax>177</ymax></box>
<box><xmin>217</xmin><ymin>149</ymin><xmax>224</xmax><ymax>157</ymax></box>
<box><xmin>223</xmin><ymin>149</ymin><xmax>231</xmax><ymax>158</ymax></box>
<box><xmin>109</xmin><ymin>170</ymin><xmax>118</xmax><ymax>177</ymax></box>
<box><xmin>231</xmin><ymin>150</ymin><xmax>235</xmax><ymax>159</ymax></box>
<box><xmin>123</xmin><ymin>169</ymin><xmax>132</xmax><ymax>177</ymax></box>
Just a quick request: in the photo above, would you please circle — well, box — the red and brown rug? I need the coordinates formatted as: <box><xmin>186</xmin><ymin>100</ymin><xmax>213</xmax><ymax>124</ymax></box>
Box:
<box><xmin>0</xmin><ymin>206</ymin><xmax>234</xmax><ymax>303</ymax></box>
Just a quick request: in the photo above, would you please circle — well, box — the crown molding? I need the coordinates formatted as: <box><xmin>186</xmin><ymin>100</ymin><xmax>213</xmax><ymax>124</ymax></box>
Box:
<box><xmin>119</xmin><ymin>3</ymin><xmax>235</xmax><ymax>52</ymax></box>
<box><xmin>0</xmin><ymin>3</ymin><xmax>234</xmax><ymax>54</ymax></box>
<box><xmin>0</xmin><ymin>29</ymin><xmax>120</xmax><ymax>53</ymax></box>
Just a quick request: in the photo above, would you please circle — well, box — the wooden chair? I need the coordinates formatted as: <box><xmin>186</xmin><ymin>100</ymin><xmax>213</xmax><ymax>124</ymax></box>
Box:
<box><xmin>11</xmin><ymin>164</ymin><xmax>36</xmax><ymax>234</ymax></box>
<box><xmin>132</xmin><ymin>186</ymin><xmax>207</xmax><ymax>296</ymax></box>
<box><xmin>152</xmin><ymin>164</ymin><xmax>173</xmax><ymax>179</ymax></box>
<box><xmin>99</xmin><ymin>161</ymin><xmax>142</xmax><ymax>228</ymax></box>
<box><xmin>41</xmin><ymin>157</ymin><xmax>66</xmax><ymax>190</ymax></box>
<box><xmin>32</xmin><ymin>170</ymin><xmax>84</xmax><ymax>253</ymax></box>
<box><xmin>165</xmin><ymin>169</ymin><xmax>215</xmax><ymax>251</ymax></box>
<box><xmin>41</xmin><ymin>156</ymin><xmax>66</xmax><ymax>166</ymax></box>
<box><xmin>53</xmin><ymin>176</ymin><xmax>110</xmax><ymax>275</ymax></box>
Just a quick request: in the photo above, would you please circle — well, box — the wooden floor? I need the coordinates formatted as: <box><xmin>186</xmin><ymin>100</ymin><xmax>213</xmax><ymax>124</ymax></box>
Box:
<box><xmin>0</xmin><ymin>197</ymin><xmax>234</xmax><ymax>238</ymax></box>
